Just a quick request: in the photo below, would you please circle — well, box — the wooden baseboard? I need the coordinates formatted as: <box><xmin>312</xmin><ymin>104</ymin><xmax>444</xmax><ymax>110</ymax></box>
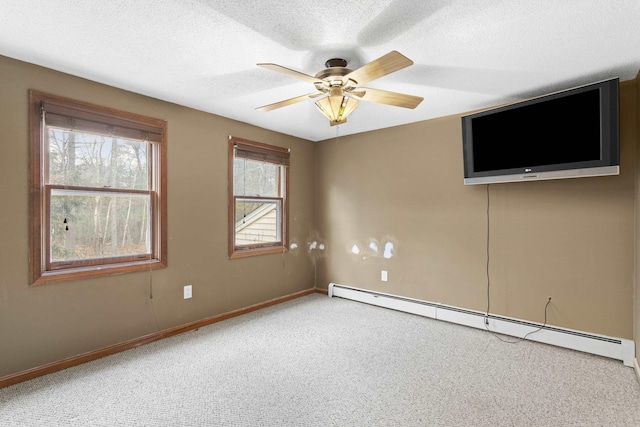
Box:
<box><xmin>635</xmin><ymin>358</ymin><xmax>640</xmax><ymax>385</ymax></box>
<box><xmin>0</xmin><ymin>287</ymin><xmax>323</xmax><ymax>389</ymax></box>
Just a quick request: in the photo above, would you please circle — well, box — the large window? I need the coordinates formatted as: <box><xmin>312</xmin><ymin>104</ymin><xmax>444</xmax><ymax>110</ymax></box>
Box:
<box><xmin>228</xmin><ymin>137</ymin><xmax>289</xmax><ymax>258</ymax></box>
<box><xmin>29</xmin><ymin>91</ymin><xmax>167</xmax><ymax>285</ymax></box>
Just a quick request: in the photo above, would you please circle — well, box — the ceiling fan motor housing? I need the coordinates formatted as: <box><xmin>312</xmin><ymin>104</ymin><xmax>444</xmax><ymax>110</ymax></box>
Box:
<box><xmin>315</xmin><ymin>68</ymin><xmax>353</xmax><ymax>82</ymax></box>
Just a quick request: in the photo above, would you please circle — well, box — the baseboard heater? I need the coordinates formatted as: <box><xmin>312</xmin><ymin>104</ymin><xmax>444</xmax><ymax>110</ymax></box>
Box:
<box><xmin>328</xmin><ymin>283</ymin><xmax>635</xmax><ymax>367</ymax></box>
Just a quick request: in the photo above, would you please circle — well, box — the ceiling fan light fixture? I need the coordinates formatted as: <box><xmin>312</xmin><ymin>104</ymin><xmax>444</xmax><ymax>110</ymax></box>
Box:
<box><xmin>257</xmin><ymin>51</ymin><xmax>421</xmax><ymax>126</ymax></box>
<box><xmin>315</xmin><ymin>95</ymin><xmax>358</xmax><ymax>126</ymax></box>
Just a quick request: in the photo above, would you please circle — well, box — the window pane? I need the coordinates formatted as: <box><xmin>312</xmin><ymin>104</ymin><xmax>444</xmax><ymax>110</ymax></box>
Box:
<box><xmin>47</xmin><ymin>128</ymin><xmax>149</xmax><ymax>190</ymax></box>
<box><xmin>50</xmin><ymin>189</ymin><xmax>151</xmax><ymax>262</ymax></box>
<box><xmin>233</xmin><ymin>158</ymin><xmax>279</xmax><ymax>197</ymax></box>
<box><xmin>235</xmin><ymin>199</ymin><xmax>281</xmax><ymax>246</ymax></box>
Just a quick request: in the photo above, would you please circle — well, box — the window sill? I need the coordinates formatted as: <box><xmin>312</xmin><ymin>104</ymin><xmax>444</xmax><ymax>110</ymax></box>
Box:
<box><xmin>229</xmin><ymin>246</ymin><xmax>289</xmax><ymax>259</ymax></box>
<box><xmin>31</xmin><ymin>259</ymin><xmax>167</xmax><ymax>286</ymax></box>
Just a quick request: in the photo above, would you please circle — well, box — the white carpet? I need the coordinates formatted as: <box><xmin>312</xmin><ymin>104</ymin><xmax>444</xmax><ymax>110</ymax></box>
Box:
<box><xmin>1</xmin><ymin>294</ymin><xmax>639</xmax><ymax>426</ymax></box>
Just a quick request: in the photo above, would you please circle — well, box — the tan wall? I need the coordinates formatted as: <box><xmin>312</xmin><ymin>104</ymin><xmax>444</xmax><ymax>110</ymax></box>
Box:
<box><xmin>0</xmin><ymin>56</ymin><xmax>316</xmax><ymax>378</ymax></box>
<box><xmin>315</xmin><ymin>80</ymin><xmax>637</xmax><ymax>339</ymax></box>
<box><xmin>2</xmin><ymin>53</ymin><xmax>638</xmax><ymax>379</ymax></box>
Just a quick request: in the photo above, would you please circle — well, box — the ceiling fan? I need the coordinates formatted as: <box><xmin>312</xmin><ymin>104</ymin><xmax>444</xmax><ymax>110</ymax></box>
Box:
<box><xmin>256</xmin><ymin>51</ymin><xmax>424</xmax><ymax>126</ymax></box>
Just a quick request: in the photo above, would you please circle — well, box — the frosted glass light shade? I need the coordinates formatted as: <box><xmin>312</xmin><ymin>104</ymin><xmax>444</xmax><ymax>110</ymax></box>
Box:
<box><xmin>315</xmin><ymin>95</ymin><xmax>359</xmax><ymax>126</ymax></box>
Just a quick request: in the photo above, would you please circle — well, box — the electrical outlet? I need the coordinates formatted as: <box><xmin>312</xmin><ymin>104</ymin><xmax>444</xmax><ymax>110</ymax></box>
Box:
<box><xmin>184</xmin><ymin>285</ymin><xmax>192</xmax><ymax>299</ymax></box>
<box><xmin>381</xmin><ymin>270</ymin><xmax>388</xmax><ymax>282</ymax></box>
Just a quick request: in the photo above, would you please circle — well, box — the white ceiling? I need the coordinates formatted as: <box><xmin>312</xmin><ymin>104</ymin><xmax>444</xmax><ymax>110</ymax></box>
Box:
<box><xmin>1</xmin><ymin>0</ymin><xmax>639</xmax><ymax>142</ymax></box>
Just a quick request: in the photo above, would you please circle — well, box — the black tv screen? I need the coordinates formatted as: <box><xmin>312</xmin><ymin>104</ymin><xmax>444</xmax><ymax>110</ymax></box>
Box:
<box><xmin>461</xmin><ymin>78</ymin><xmax>619</xmax><ymax>185</ymax></box>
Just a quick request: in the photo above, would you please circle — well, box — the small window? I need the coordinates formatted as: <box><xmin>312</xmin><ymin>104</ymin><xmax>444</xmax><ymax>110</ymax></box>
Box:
<box><xmin>228</xmin><ymin>137</ymin><xmax>289</xmax><ymax>258</ymax></box>
<box><xmin>29</xmin><ymin>91</ymin><xmax>167</xmax><ymax>285</ymax></box>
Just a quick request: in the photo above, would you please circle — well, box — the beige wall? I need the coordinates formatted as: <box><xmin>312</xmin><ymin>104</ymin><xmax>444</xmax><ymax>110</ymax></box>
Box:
<box><xmin>0</xmin><ymin>56</ymin><xmax>316</xmax><ymax>378</ymax></box>
<box><xmin>315</xmin><ymin>80</ymin><xmax>637</xmax><ymax>340</ymax></box>
<box><xmin>2</xmin><ymin>53</ymin><xmax>639</xmax><ymax>379</ymax></box>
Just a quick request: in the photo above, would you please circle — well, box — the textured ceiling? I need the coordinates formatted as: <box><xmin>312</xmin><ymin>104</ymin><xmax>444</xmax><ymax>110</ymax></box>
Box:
<box><xmin>1</xmin><ymin>0</ymin><xmax>639</xmax><ymax>142</ymax></box>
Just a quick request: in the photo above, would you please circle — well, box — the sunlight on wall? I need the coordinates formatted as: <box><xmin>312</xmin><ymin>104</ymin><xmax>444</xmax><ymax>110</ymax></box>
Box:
<box><xmin>346</xmin><ymin>238</ymin><xmax>396</xmax><ymax>260</ymax></box>
<box><xmin>383</xmin><ymin>242</ymin><xmax>394</xmax><ymax>259</ymax></box>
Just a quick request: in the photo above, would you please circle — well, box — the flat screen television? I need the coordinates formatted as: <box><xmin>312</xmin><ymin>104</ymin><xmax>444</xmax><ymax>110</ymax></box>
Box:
<box><xmin>461</xmin><ymin>78</ymin><xmax>619</xmax><ymax>185</ymax></box>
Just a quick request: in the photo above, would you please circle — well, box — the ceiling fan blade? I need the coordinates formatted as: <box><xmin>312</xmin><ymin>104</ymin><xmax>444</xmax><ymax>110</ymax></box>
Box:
<box><xmin>257</xmin><ymin>63</ymin><xmax>322</xmax><ymax>84</ymax></box>
<box><xmin>345</xmin><ymin>51</ymin><xmax>413</xmax><ymax>85</ymax></box>
<box><xmin>256</xmin><ymin>93</ymin><xmax>321</xmax><ymax>112</ymax></box>
<box><xmin>346</xmin><ymin>89</ymin><xmax>366</xmax><ymax>98</ymax></box>
<box><xmin>357</xmin><ymin>87</ymin><xmax>423</xmax><ymax>109</ymax></box>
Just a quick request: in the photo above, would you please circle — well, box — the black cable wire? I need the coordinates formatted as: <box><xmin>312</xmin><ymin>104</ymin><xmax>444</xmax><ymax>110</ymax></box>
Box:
<box><xmin>484</xmin><ymin>183</ymin><xmax>551</xmax><ymax>344</ymax></box>
<box><xmin>486</xmin><ymin>298</ymin><xmax>552</xmax><ymax>344</ymax></box>
<box><xmin>485</xmin><ymin>184</ymin><xmax>490</xmax><ymax>324</ymax></box>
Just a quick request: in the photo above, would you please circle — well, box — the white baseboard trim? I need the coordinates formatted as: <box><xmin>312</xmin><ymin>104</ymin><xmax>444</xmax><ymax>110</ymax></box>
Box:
<box><xmin>328</xmin><ymin>283</ymin><xmax>635</xmax><ymax>368</ymax></box>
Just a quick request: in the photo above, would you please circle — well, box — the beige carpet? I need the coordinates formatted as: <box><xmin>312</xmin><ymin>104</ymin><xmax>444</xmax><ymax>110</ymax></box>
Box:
<box><xmin>1</xmin><ymin>293</ymin><xmax>639</xmax><ymax>426</ymax></box>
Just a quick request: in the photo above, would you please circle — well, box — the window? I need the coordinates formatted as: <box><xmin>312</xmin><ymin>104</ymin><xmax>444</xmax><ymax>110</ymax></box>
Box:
<box><xmin>228</xmin><ymin>137</ymin><xmax>289</xmax><ymax>258</ymax></box>
<box><xmin>29</xmin><ymin>91</ymin><xmax>167</xmax><ymax>285</ymax></box>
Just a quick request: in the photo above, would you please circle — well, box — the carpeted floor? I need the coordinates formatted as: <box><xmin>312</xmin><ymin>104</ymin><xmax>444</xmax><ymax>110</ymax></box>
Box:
<box><xmin>1</xmin><ymin>293</ymin><xmax>639</xmax><ymax>426</ymax></box>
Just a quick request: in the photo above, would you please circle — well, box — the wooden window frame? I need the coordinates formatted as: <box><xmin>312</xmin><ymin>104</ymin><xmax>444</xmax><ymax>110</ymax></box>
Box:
<box><xmin>228</xmin><ymin>136</ymin><xmax>289</xmax><ymax>259</ymax></box>
<box><xmin>29</xmin><ymin>90</ymin><xmax>168</xmax><ymax>285</ymax></box>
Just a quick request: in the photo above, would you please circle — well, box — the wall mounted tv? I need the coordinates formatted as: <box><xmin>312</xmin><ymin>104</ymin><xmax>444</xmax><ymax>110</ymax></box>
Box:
<box><xmin>461</xmin><ymin>78</ymin><xmax>619</xmax><ymax>185</ymax></box>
